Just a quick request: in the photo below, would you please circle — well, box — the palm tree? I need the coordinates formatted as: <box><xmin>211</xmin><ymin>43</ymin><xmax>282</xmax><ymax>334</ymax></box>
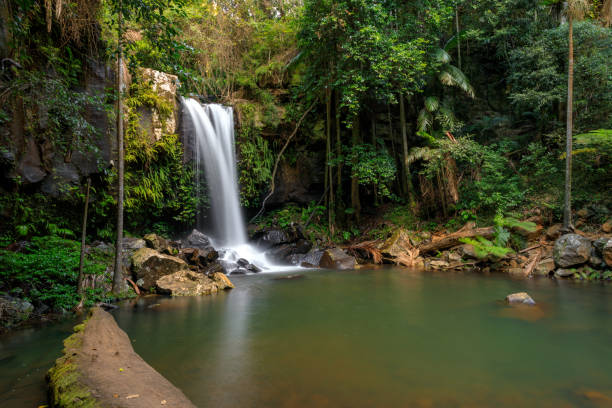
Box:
<box><xmin>562</xmin><ymin>0</ymin><xmax>588</xmax><ymax>231</ymax></box>
<box><xmin>417</xmin><ymin>47</ymin><xmax>474</xmax><ymax>135</ymax></box>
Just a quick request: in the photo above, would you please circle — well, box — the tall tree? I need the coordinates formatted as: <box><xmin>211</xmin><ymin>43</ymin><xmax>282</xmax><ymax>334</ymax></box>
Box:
<box><xmin>562</xmin><ymin>0</ymin><xmax>588</xmax><ymax>230</ymax></box>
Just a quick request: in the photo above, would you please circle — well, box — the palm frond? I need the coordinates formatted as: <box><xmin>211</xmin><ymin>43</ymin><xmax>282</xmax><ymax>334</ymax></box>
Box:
<box><xmin>437</xmin><ymin>102</ymin><xmax>459</xmax><ymax>131</ymax></box>
<box><xmin>417</xmin><ymin>109</ymin><xmax>433</xmax><ymax>132</ymax></box>
<box><xmin>439</xmin><ymin>65</ymin><xmax>475</xmax><ymax>98</ymax></box>
<box><xmin>407</xmin><ymin>146</ymin><xmax>434</xmax><ymax>165</ymax></box>
<box><xmin>433</xmin><ymin>48</ymin><xmax>451</xmax><ymax>64</ymax></box>
<box><xmin>566</xmin><ymin>0</ymin><xmax>589</xmax><ymax>20</ymax></box>
<box><xmin>424</xmin><ymin>96</ymin><xmax>440</xmax><ymax>113</ymax></box>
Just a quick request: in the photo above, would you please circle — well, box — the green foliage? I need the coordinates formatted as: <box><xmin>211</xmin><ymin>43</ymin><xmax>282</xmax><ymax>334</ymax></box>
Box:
<box><xmin>459</xmin><ymin>236</ymin><xmax>514</xmax><ymax>259</ymax></box>
<box><xmin>0</xmin><ymin>236</ymin><xmax>112</xmax><ymax>310</ymax></box>
<box><xmin>238</xmin><ymin>131</ymin><xmax>273</xmax><ymax>207</ymax></box>
<box><xmin>345</xmin><ymin>143</ymin><xmax>397</xmax><ymax>201</ymax></box>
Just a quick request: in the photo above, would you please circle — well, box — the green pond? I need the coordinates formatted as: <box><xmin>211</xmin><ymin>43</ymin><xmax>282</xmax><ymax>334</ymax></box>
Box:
<box><xmin>2</xmin><ymin>268</ymin><xmax>612</xmax><ymax>407</ymax></box>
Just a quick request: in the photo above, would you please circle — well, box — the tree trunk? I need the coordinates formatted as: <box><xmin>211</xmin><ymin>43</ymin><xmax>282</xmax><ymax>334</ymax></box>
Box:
<box><xmin>456</xmin><ymin>6</ymin><xmax>461</xmax><ymax>70</ymax></box>
<box><xmin>335</xmin><ymin>91</ymin><xmax>342</xmax><ymax>191</ymax></box>
<box><xmin>112</xmin><ymin>0</ymin><xmax>125</xmax><ymax>294</ymax></box>
<box><xmin>399</xmin><ymin>94</ymin><xmax>416</xmax><ymax>207</ymax></box>
<box><xmin>351</xmin><ymin>116</ymin><xmax>361</xmax><ymax>222</ymax></box>
<box><xmin>77</xmin><ymin>177</ymin><xmax>91</xmax><ymax>295</ymax></box>
<box><xmin>563</xmin><ymin>16</ymin><xmax>574</xmax><ymax>231</ymax></box>
<box><xmin>325</xmin><ymin>88</ymin><xmax>334</xmax><ymax>234</ymax></box>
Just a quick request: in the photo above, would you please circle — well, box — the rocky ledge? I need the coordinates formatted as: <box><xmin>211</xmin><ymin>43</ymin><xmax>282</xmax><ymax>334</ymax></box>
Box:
<box><xmin>47</xmin><ymin>307</ymin><xmax>195</xmax><ymax>407</ymax></box>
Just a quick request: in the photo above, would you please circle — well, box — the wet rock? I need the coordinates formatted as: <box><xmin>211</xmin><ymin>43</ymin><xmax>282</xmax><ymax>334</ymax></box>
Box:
<box><xmin>553</xmin><ymin>234</ymin><xmax>592</xmax><ymax>268</ymax></box>
<box><xmin>505</xmin><ymin>292</ymin><xmax>536</xmax><ymax>305</ymax></box>
<box><xmin>156</xmin><ymin>270</ymin><xmax>233</xmax><ymax>296</ymax></box>
<box><xmin>301</xmin><ymin>249</ymin><xmax>324</xmax><ymax>266</ymax></box>
<box><xmin>132</xmin><ymin>248</ymin><xmax>189</xmax><ymax>291</ymax></box>
<box><xmin>273</xmin><ymin>274</ymin><xmax>305</xmax><ymax>281</ymax></box>
<box><xmin>507</xmin><ymin>267</ymin><xmax>526</xmax><ymax>277</ymax></box>
<box><xmin>603</xmin><ymin>239</ymin><xmax>612</xmax><ymax>267</ymax></box>
<box><xmin>230</xmin><ymin>268</ymin><xmax>248</xmax><ymax>275</ymax></box>
<box><xmin>589</xmin><ymin>250</ymin><xmax>606</xmax><ymax>269</ymax></box>
<box><xmin>319</xmin><ymin>248</ymin><xmax>356</xmax><ymax>270</ymax></box>
<box><xmin>236</xmin><ymin>258</ymin><xmax>249</xmax><ymax>267</ymax></box>
<box><xmin>179</xmin><ymin>247</ymin><xmax>218</xmax><ymax>267</ymax></box>
<box><xmin>183</xmin><ymin>229</ymin><xmax>211</xmax><ymax>249</ymax></box>
<box><xmin>555</xmin><ymin>268</ymin><xmax>575</xmax><ymax>278</ymax></box>
<box><xmin>245</xmin><ymin>263</ymin><xmax>261</xmax><ymax>273</ymax></box>
<box><xmin>534</xmin><ymin>258</ymin><xmax>556</xmax><ymax>276</ymax></box>
<box><xmin>0</xmin><ymin>296</ymin><xmax>34</xmax><ymax>326</ymax></box>
<box><xmin>446</xmin><ymin>252</ymin><xmax>462</xmax><ymax>263</ymax></box>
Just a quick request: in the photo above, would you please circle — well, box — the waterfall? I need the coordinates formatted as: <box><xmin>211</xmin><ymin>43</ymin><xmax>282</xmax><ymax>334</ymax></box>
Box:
<box><xmin>182</xmin><ymin>98</ymin><xmax>276</xmax><ymax>272</ymax></box>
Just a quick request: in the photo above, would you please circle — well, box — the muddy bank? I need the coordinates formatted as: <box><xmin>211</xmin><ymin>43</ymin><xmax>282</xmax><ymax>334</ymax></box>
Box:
<box><xmin>47</xmin><ymin>307</ymin><xmax>195</xmax><ymax>407</ymax></box>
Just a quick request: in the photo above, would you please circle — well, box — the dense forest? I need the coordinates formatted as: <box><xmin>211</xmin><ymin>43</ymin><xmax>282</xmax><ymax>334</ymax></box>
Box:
<box><xmin>0</xmin><ymin>0</ymin><xmax>611</xmax><ymax>314</ymax></box>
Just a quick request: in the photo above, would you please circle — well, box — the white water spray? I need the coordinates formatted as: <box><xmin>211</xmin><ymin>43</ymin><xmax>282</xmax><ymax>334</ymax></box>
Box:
<box><xmin>182</xmin><ymin>98</ymin><xmax>277</xmax><ymax>271</ymax></box>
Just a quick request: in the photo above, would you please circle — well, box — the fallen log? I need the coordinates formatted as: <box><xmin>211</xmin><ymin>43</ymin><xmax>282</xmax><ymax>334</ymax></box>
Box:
<box><xmin>418</xmin><ymin>225</ymin><xmax>495</xmax><ymax>254</ymax></box>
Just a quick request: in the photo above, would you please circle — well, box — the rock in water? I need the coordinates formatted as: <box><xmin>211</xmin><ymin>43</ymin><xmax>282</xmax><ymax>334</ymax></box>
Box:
<box><xmin>132</xmin><ymin>248</ymin><xmax>189</xmax><ymax>291</ymax></box>
<box><xmin>319</xmin><ymin>248</ymin><xmax>356</xmax><ymax>270</ymax></box>
<box><xmin>603</xmin><ymin>239</ymin><xmax>612</xmax><ymax>267</ymax></box>
<box><xmin>506</xmin><ymin>292</ymin><xmax>536</xmax><ymax>305</ymax></box>
<box><xmin>553</xmin><ymin>234</ymin><xmax>592</xmax><ymax>268</ymax></box>
<box><xmin>156</xmin><ymin>271</ymin><xmax>234</xmax><ymax>296</ymax></box>
<box><xmin>183</xmin><ymin>229</ymin><xmax>211</xmax><ymax>249</ymax></box>
<box><xmin>0</xmin><ymin>296</ymin><xmax>34</xmax><ymax>326</ymax></box>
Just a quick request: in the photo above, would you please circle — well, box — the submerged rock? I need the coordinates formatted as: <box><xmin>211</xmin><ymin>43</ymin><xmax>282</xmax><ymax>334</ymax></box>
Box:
<box><xmin>505</xmin><ymin>292</ymin><xmax>536</xmax><ymax>305</ymax></box>
<box><xmin>156</xmin><ymin>270</ymin><xmax>234</xmax><ymax>296</ymax></box>
<box><xmin>132</xmin><ymin>248</ymin><xmax>189</xmax><ymax>291</ymax></box>
<box><xmin>553</xmin><ymin>234</ymin><xmax>592</xmax><ymax>268</ymax></box>
<box><xmin>555</xmin><ymin>268</ymin><xmax>575</xmax><ymax>278</ymax></box>
<box><xmin>319</xmin><ymin>248</ymin><xmax>356</xmax><ymax>270</ymax></box>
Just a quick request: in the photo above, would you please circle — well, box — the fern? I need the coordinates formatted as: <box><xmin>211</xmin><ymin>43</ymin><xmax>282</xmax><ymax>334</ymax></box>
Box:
<box><xmin>459</xmin><ymin>236</ymin><xmax>514</xmax><ymax>259</ymax></box>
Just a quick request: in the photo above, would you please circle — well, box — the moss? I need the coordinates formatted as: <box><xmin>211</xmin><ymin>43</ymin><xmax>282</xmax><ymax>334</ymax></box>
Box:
<box><xmin>47</xmin><ymin>313</ymin><xmax>100</xmax><ymax>408</ymax></box>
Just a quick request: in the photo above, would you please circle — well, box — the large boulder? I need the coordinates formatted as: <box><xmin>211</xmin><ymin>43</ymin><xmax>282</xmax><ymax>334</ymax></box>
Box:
<box><xmin>603</xmin><ymin>239</ymin><xmax>612</xmax><ymax>267</ymax></box>
<box><xmin>183</xmin><ymin>229</ymin><xmax>211</xmax><ymax>250</ymax></box>
<box><xmin>251</xmin><ymin>225</ymin><xmax>311</xmax><ymax>263</ymax></box>
<box><xmin>380</xmin><ymin>229</ymin><xmax>415</xmax><ymax>258</ymax></box>
<box><xmin>553</xmin><ymin>234</ymin><xmax>592</xmax><ymax>268</ymax></box>
<box><xmin>319</xmin><ymin>248</ymin><xmax>356</xmax><ymax>270</ymax></box>
<box><xmin>0</xmin><ymin>296</ymin><xmax>34</xmax><ymax>327</ymax></box>
<box><xmin>132</xmin><ymin>248</ymin><xmax>188</xmax><ymax>291</ymax></box>
<box><xmin>179</xmin><ymin>247</ymin><xmax>219</xmax><ymax>268</ymax></box>
<box><xmin>138</xmin><ymin>68</ymin><xmax>179</xmax><ymax>140</ymax></box>
<box><xmin>156</xmin><ymin>271</ymin><xmax>234</xmax><ymax>296</ymax></box>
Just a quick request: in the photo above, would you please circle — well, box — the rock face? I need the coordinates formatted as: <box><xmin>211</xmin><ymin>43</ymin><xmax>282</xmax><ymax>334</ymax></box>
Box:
<box><xmin>156</xmin><ymin>271</ymin><xmax>234</xmax><ymax>296</ymax></box>
<box><xmin>143</xmin><ymin>233</ymin><xmax>178</xmax><ymax>255</ymax></box>
<box><xmin>553</xmin><ymin>234</ymin><xmax>592</xmax><ymax>268</ymax></box>
<box><xmin>139</xmin><ymin>68</ymin><xmax>179</xmax><ymax>140</ymax></box>
<box><xmin>506</xmin><ymin>292</ymin><xmax>536</xmax><ymax>305</ymax></box>
<box><xmin>319</xmin><ymin>248</ymin><xmax>356</xmax><ymax>270</ymax></box>
<box><xmin>0</xmin><ymin>296</ymin><xmax>34</xmax><ymax>327</ymax></box>
<box><xmin>131</xmin><ymin>248</ymin><xmax>188</xmax><ymax>291</ymax></box>
<box><xmin>47</xmin><ymin>308</ymin><xmax>196</xmax><ymax>408</ymax></box>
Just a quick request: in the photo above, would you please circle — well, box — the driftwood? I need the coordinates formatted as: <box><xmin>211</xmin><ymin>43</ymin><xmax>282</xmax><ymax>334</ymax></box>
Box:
<box><xmin>418</xmin><ymin>223</ymin><xmax>496</xmax><ymax>254</ymax></box>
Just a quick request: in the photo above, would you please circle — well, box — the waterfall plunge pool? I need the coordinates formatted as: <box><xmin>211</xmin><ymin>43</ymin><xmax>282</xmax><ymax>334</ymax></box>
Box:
<box><xmin>2</xmin><ymin>268</ymin><xmax>612</xmax><ymax>407</ymax></box>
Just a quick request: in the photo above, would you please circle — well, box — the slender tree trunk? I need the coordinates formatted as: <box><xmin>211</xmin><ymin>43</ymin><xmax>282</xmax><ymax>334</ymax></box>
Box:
<box><xmin>325</xmin><ymin>88</ymin><xmax>334</xmax><ymax>233</ymax></box>
<box><xmin>335</xmin><ymin>91</ymin><xmax>342</xmax><ymax>190</ymax></box>
<box><xmin>77</xmin><ymin>177</ymin><xmax>91</xmax><ymax>295</ymax></box>
<box><xmin>399</xmin><ymin>94</ymin><xmax>416</xmax><ymax>207</ymax></box>
<box><xmin>456</xmin><ymin>5</ymin><xmax>461</xmax><ymax>70</ymax></box>
<box><xmin>351</xmin><ymin>116</ymin><xmax>361</xmax><ymax>222</ymax></box>
<box><xmin>563</xmin><ymin>16</ymin><xmax>574</xmax><ymax>230</ymax></box>
<box><xmin>112</xmin><ymin>0</ymin><xmax>125</xmax><ymax>294</ymax></box>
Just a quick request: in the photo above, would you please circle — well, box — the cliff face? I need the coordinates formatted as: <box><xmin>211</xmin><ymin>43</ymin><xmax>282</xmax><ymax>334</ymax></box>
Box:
<box><xmin>0</xmin><ymin>64</ymin><xmax>183</xmax><ymax>198</ymax></box>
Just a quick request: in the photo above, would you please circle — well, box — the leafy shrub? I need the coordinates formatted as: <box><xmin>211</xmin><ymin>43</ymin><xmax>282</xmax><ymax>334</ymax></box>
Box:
<box><xmin>0</xmin><ymin>236</ymin><xmax>111</xmax><ymax>310</ymax></box>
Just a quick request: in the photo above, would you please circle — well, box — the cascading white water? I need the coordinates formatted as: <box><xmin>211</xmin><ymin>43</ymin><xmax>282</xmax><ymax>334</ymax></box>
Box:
<box><xmin>182</xmin><ymin>98</ymin><xmax>276</xmax><ymax>271</ymax></box>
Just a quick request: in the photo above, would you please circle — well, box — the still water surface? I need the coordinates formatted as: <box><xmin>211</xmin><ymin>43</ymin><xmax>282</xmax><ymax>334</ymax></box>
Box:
<box><xmin>2</xmin><ymin>269</ymin><xmax>612</xmax><ymax>407</ymax></box>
